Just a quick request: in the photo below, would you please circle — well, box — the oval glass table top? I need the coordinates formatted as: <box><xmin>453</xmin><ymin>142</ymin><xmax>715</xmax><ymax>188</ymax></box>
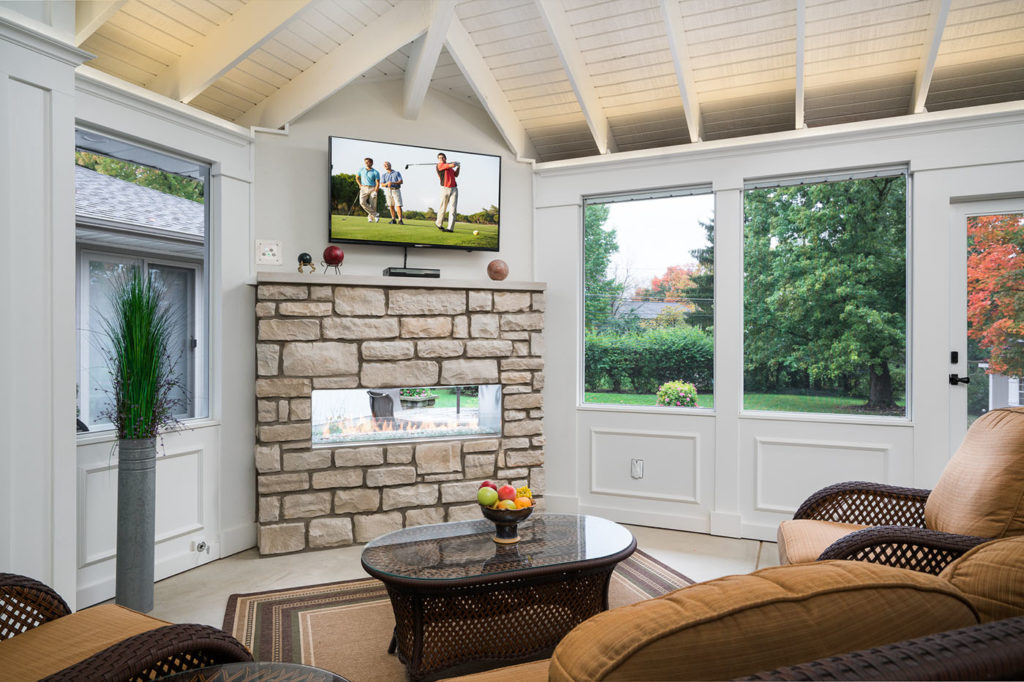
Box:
<box><xmin>361</xmin><ymin>514</ymin><xmax>635</xmax><ymax>582</ymax></box>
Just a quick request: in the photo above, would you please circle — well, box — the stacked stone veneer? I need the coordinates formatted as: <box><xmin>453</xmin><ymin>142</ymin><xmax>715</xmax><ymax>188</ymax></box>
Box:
<box><xmin>255</xmin><ymin>281</ymin><xmax>545</xmax><ymax>555</ymax></box>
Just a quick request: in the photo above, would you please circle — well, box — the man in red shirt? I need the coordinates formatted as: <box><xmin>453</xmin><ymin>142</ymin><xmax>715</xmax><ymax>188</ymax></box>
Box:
<box><xmin>435</xmin><ymin>153</ymin><xmax>460</xmax><ymax>232</ymax></box>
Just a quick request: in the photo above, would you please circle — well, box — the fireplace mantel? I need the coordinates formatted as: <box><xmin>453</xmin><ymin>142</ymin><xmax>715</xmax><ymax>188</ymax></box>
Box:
<box><xmin>253</xmin><ymin>274</ymin><xmax>546</xmax><ymax>555</ymax></box>
<box><xmin>255</xmin><ymin>271</ymin><xmax>546</xmax><ymax>292</ymax></box>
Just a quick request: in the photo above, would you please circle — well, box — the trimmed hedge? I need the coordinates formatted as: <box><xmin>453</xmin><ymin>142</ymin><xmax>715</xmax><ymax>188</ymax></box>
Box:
<box><xmin>585</xmin><ymin>326</ymin><xmax>713</xmax><ymax>394</ymax></box>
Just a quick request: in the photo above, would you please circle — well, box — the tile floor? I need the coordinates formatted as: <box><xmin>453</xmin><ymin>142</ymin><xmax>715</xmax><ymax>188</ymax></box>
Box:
<box><xmin>149</xmin><ymin>525</ymin><xmax>779</xmax><ymax>627</ymax></box>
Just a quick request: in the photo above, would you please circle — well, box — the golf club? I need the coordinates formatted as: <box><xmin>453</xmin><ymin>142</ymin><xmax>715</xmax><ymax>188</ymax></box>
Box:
<box><xmin>404</xmin><ymin>160</ymin><xmax>460</xmax><ymax>169</ymax></box>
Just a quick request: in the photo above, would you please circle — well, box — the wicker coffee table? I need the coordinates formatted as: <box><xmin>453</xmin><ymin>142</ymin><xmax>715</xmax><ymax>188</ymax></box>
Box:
<box><xmin>361</xmin><ymin>513</ymin><xmax>635</xmax><ymax>681</ymax></box>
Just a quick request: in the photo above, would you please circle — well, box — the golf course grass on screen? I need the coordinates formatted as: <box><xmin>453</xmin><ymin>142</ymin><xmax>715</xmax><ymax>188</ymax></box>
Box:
<box><xmin>329</xmin><ymin>136</ymin><xmax>500</xmax><ymax>251</ymax></box>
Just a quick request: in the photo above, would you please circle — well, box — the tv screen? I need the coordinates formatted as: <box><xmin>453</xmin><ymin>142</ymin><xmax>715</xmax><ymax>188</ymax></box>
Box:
<box><xmin>329</xmin><ymin>136</ymin><xmax>500</xmax><ymax>252</ymax></box>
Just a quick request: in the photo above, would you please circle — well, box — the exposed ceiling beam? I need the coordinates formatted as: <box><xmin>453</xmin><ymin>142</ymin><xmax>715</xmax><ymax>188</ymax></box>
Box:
<box><xmin>147</xmin><ymin>0</ymin><xmax>312</xmax><ymax>104</ymax></box>
<box><xmin>795</xmin><ymin>0</ymin><xmax>805</xmax><ymax>129</ymax></box>
<box><xmin>237</xmin><ymin>1</ymin><xmax>431</xmax><ymax>129</ymax></box>
<box><xmin>659</xmin><ymin>0</ymin><xmax>702</xmax><ymax>143</ymax></box>
<box><xmin>910</xmin><ymin>0</ymin><xmax>951</xmax><ymax>114</ymax></box>
<box><xmin>534</xmin><ymin>0</ymin><xmax>616</xmax><ymax>154</ymax></box>
<box><xmin>75</xmin><ymin>0</ymin><xmax>127</xmax><ymax>46</ymax></box>
<box><xmin>403</xmin><ymin>0</ymin><xmax>456</xmax><ymax>120</ymax></box>
<box><xmin>445</xmin><ymin>14</ymin><xmax>537</xmax><ymax>161</ymax></box>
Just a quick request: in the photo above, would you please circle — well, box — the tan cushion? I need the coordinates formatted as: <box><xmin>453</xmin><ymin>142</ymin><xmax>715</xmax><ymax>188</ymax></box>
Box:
<box><xmin>939</xmin><ymin>535</ymin><xmax>1024</xmax><ymax>623</ymax></box>
<box><xmin>549</xmin><ymin>560</ymin><xmax>978</xmax><ymax>681</ymax></box>
<box><xmin>776</xmin><ymin>519</ymin><xmax>869</xmax><ymax>564</ymax></box>
<box><xmin>0</xmin><ymin>603</ymin><xmax>170</xmax><ymax>679</ymax></box>
<box><xmin>440</xmin><ymin>658</ymin><xmax>550</xmax><ymax>681</ymax></box>
<box><xmin>926</xmin><ymin>407</ymin><xmax>1024</xmax><ymax>537</ymax></box>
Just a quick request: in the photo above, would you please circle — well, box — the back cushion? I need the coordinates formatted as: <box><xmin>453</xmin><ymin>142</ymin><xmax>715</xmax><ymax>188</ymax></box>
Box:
<box><xmin>925</xmin><ymin>407</ymin><xmax>1024</xmax><ymax>537</ymax></box>
<box><xmin>548</xmin><ymin>561</ymin><xmax>978</xmax><ymax>681</ymax></box>
<box><xmin>939</xmin><ymin>536</ymin><xmax>1024</xmax><ymax>623</ymax></box>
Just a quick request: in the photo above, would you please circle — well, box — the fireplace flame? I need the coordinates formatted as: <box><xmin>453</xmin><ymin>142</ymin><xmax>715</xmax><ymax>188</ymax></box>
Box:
<box><xmin>319</xmin><ymin>415</ymin><xmax>481</xmax><ymax>441</ymax></box>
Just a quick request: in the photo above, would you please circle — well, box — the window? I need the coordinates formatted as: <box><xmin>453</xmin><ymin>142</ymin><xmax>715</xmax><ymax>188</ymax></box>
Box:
<box><xmin>75</xmin><ymin>130</ymin><xmax>209</xmax><ymax>432</ymax></box>
<box><xmin>582</xmin><ymin>189</ymin><xmax>714</xmax><ymax>408</ymax></box>
<box><xmin>742</xmin><ymin>170</ymin><xmax>908</xmax><ymax>416</ymax></box>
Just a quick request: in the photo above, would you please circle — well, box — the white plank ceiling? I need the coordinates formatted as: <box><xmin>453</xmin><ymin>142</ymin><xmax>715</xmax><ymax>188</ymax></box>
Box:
<box><xmin>76</xmin><ymin>0</ymin><xmax>1024</xmax><ymax>162</ymax></box>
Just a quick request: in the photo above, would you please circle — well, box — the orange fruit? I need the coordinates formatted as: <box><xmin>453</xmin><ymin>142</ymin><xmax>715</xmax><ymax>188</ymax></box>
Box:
<box><xmin>514</xmin><ymin>496</ymin><xmax>532</xmax><ymax>508</ymax></box>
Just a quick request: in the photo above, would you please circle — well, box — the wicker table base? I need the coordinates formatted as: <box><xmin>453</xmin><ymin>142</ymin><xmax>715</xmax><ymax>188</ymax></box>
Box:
<box><xmin>361</xmin><ymin>514</ymin><xmax>636</xmax><ymax>681</ymax></box>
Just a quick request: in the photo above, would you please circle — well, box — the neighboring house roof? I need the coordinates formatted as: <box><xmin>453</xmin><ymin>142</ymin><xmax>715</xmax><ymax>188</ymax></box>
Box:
<box><xmin>74</xmin><ymin>165</ymin><xmax>204</xmax><ymax>238</ymax></box>
<box><xmin>617</xmin><ymin>300</ymin><xmax>695</xmax><ymax>319</ymax></box>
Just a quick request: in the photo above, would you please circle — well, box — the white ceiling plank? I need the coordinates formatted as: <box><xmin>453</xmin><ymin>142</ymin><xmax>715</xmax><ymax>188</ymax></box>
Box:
<box><xmin>795</xmin><ymin>0</ymin><xmax>805</xmax><ymax>129</ymax></box>
<box><xmin>445</xmin><ymin>13</ymin><xmax>538</xmax><ymax>160</ymax></box>
<box><xmin>146</xmin><ymin>0</ymin><xmax>313</xmax><ymax>103</ymax></box>
<box><xmin>75</xmin><ymin>0</ymin><xmax>129</xmax><ymax>46</ymax></box>
<box><xmin>910</xmin><ymin>0</ymin><xmax>951</xmax><ymax>113</ymax></box>
<box><xmin>237</xmin><ymin>1</ymin><xmax>431</xmax><ymax>129</ymax></box>
<box><xmin>534</xmin><ymin>0</ymin><xmax>617</xmax><ymax>154</ymax></box>
<box><xmin>403</xmin><ymin>0</ymin><xmax>457</xmax><ymax>119</ymax></box>
<box><xmin>660</xmin><ymin>0</ymin><xmax>702</xmax><ymax>142</ymax></box>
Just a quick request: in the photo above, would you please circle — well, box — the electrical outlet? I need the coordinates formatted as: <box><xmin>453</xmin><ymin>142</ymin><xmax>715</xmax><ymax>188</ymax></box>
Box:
<box><xmin>255</xmin><ymin>239</ymin><xmax>282</xmax><ymax>265</ymax></box>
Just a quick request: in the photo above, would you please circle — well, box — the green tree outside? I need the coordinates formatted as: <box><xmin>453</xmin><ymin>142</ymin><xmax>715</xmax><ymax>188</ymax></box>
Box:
<box><xmin>76</xmin><ymin>151</ymin><xmax>204</xmax><ymax>203</ymax></box>
<box><xmin>583</xmin><ymin>203</ymin><xmax>625</xmax><ymax>332</ymax></box>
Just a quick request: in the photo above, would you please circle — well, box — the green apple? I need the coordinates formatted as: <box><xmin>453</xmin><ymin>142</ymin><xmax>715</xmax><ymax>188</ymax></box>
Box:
<box><xmin>477</xmin><ymin>486</ymin><xmax>499</xmax><ymax>506</ymax></box>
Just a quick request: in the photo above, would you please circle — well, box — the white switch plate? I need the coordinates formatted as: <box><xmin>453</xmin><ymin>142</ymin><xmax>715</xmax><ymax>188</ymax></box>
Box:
<box><xmin>255</xmin><ymin>239</ymin><xmax>282</xmax><ymax>265</ymax></box>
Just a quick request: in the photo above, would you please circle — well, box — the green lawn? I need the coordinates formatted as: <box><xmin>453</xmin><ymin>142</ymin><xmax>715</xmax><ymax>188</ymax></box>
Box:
<box><xmin>431</xmin><ymin>390</ymin><xmax>478</xmax><ymax>409</ymax></box>
<box><xmin>584</xmin><ymin>391</ymin><xmax>904</xmax><ymax>414</ymax></box>
<box><xmin>331</xmin><ymin>214</ymin><xmax>498</xmax><ymax>250</ymax></box>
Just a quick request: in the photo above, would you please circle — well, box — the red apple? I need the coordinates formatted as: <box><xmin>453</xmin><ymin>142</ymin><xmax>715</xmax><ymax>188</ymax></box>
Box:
<box><xmin>497</xmin><ymin>484</ymin><xmax>517</xmax><ymax>501</ymax></box>
<box><xmin>479</xmin><ymin>480</ymin><xmax>497</xmax><ymax>490</ymax></box>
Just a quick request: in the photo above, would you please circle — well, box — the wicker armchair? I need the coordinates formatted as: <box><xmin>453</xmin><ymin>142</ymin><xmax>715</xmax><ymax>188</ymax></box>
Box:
<box><xmin>0</xmin><ymin>572</ymin><xmax>252</xmax><ymax>681</ymax></box>
<box><xmin>778</xmin><ymin>407</ymin><xmax>1024</xmax><ymax>573</ymax></box>
<box><xmin>741</xmin><ymin>614</ymin><xmax>1024</xmax><ymax>680</ymax></box>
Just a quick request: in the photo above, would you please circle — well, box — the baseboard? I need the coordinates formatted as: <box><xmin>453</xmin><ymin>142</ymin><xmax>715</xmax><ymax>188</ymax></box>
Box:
<box><xmin>75</xmin><ymin>547</ymin><xmax>219</xmax><ymax>608</ymax></box>
<box><xmin>709</xmin><ymin>511</ymin><xmax>743</xmax><ymax>538</ymax></box>
<box><xmin>220</xmin><ymin>522</ymin><xmax>257</xmax><ymax>556</ymax></box>
<box><xmin>577</xmin><ymin>503</ymin><xmax>709</xmax><ymax>534</ymax></box>
<box><xmin>740</xmin><ymin>520</ymin><xmax>780</xmax><ymax>542</ymax></box>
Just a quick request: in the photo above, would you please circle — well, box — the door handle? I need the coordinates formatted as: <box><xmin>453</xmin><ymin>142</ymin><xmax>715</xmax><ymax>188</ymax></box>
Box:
<box><xmin>949</xmin><ymin>373</ymin><xmax>971</xmax><ymax>386</ymax></box>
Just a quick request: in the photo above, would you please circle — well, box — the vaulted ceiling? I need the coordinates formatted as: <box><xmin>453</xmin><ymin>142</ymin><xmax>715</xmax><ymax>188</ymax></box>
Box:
<box><xmin>75</xmin><ymin>0</ymin><xmax>1024</xmax><ymax>162</ymax></box>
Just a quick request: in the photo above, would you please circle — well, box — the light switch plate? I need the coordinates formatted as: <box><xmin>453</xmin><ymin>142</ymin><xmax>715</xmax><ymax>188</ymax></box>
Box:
<box><xmin>255</xmin><ymin>239</ymin><xmax>282</xmax><ymax>265</ymax></box>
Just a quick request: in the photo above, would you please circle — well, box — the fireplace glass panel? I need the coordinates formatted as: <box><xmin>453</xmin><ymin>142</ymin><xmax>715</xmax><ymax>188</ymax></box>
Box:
<box><xmin>312</xmin><ymin>385</ymin><xmax>502</xmax><ymax>445</ymax></box>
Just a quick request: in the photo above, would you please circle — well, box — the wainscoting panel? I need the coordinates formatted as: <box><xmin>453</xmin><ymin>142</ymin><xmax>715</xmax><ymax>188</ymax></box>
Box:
<box><xmin>591</xmin><ymin>428</ymin><xmax>699</xmax><ymax>503</ymax></box>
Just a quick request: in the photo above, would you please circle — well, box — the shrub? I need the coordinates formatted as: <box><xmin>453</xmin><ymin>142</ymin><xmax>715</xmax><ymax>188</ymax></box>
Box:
<box><xmin>585</xmin><ymin>325</ymin><xmax>713</xmax><ymax>394</ymax></box>
<box><xmin>656</xmin><ymin>381</ymin><xmax>698</xmax><ymax>407</ymax></box>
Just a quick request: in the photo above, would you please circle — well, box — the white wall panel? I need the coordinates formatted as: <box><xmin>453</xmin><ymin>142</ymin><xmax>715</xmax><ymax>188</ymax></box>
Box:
<box><xmin>591</xmin><ymin>428</ymin><xmax>699</xmax><ymax>503</ymax></box>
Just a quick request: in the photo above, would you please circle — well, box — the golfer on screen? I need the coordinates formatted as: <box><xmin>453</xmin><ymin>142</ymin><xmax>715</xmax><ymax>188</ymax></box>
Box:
<box><xmin>435</xmin><ymin>152</ymin><xmax>459</xmax><ymax>232</ymax></box>
<box><xmin>357</xmin><ymin>157</ymin><xmax>380</xmax><ymax>223</ymax></box>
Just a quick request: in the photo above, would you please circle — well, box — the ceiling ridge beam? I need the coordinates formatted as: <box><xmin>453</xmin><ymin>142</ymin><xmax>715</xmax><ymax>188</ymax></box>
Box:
<box><xmin>534</xmin><ymin>0</ymin><xmax>617</xmax><ymax>154</ymax></box>
<box><xmin>147</xmin><ymin>0</ymin><xmax>312</xmax><ymax>104</ymax></box>
<box><xmin>659</xmin><ymin>0</ymin><xmax>702</xmax><ymax>143</ymax></box>
<box><xmin>795</xmin><ymin>0</ymin><xmax>805</xmax><ymax>129</ymax></box>
<box><xmin>75</xmin><ymin>0</ymin><xmax>128</xmax><ymax>47</ymax></box>
<box><xmin>445</xmin><ymin>14</ymin><xmax>537</xmax><ymax>161</ymax></box>
<box><xmin>403</xmin><ymin>0</ymin><xmax>457</xmax><ymax>119</ymax></box>
<box><xmin>236</xmin><ymin>1</ymin><xmax>431</xmax><ymax>130</ymax></box>
<box><xmin>910</xmin><ymin>0</ymin><xmax>951</xmax><ymax>114</ymax></box>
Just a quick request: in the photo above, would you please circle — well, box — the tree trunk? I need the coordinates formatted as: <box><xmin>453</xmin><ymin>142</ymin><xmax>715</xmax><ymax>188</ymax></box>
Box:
<box><xmin>867</xmin><ymin>363</ymin><xmax>894</xmax><ymax>408</ymax></box>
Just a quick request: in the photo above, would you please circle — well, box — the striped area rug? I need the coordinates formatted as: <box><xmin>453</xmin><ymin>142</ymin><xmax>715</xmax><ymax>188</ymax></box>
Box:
<box><xmin>223</xmin><ymin>549</ymin><xmax>692</xmax><ymax>681</ymax></box>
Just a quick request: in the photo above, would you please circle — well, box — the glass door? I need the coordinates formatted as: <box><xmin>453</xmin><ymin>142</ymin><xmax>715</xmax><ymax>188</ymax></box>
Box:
<box><xmin>950</xmin><ymin>202</ymin><xmax>1024</xmax><ymax>449</ymax></box>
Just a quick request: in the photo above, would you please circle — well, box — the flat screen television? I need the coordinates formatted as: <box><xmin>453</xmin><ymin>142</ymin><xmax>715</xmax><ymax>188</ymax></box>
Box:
<box><xmin>329</xmin><ymin>136</ymin><xmax>500</xmax><ymax>252</ymax></box>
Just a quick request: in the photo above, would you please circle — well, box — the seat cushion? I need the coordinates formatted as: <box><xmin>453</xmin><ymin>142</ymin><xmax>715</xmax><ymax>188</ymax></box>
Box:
<box><xmin>441</xmin><ymin>658</ymin><xmax>550</xmax><ymax>681</ymax></box>
<box><xmin>939</xmin><ymin>535</ymin><xmax>1024</xmax><ymax>623</ymax></box>
<box><xmin>925</xmin><ymin>407</ymin><xmax>1024</xmax><ymax>538</ymax></box>
<box><xmin>0</xmin><ymin>604</ymin><xmax>170</xmax><ymax>680</ymax></box>
<box><xmin>548</xmin><ymin>560</ymin><xmax>978</xmax><ymax>681</ymax></box>
<box><xmin>776</xmin><ymin>519</ymin><xmax>869</xmax><ymax>564</ymax></box>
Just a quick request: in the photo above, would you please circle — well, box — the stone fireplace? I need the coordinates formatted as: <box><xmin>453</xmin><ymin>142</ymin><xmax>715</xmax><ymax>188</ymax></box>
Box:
<box><xmin>254</xmin><ymin>273</ymin><xmax>545</xmax><ymax>555</ymax></box>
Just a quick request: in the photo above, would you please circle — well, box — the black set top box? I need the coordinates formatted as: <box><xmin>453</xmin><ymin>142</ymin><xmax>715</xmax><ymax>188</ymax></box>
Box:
<box><xmin>383</xmin><ymin>267</ymin><xmax>440</xmax><ymax>278</ymax></box>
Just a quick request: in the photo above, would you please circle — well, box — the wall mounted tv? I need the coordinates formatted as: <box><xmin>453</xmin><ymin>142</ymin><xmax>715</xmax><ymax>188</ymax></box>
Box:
<box><xmin>329</xmin><ymin>136</ymin><xmax>500</xmax><ymax>252</ymax></box>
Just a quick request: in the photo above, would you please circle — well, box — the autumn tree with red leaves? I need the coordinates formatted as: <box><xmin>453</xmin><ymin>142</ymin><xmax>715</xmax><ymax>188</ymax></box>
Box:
<box><xmin>967</xmin><ymin>213</ymin><xmax>1024</xmax><ymax>377</ymax></box>
<box><xmin>634</xmin><ymin>264</ymin><xmax>698</xmax><ymax>302</ymax></box>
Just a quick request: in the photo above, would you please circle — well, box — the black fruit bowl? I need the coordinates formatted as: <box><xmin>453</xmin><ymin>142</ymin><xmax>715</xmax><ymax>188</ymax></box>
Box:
<box><xmin>480</xmin><ymin>504</ymin><xmax>533</xmax><ymax>543</ymax></box>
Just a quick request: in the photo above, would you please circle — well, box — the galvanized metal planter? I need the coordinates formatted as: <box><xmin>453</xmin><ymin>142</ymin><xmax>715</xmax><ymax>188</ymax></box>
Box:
<box><xmin>115</xmin><ymin>437</ymin><xmax>156</xmax><ymax>613</ymax></box>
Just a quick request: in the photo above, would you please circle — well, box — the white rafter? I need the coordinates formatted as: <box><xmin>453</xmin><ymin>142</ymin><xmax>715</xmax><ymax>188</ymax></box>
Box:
<box><xmin>795</xmin><ymin>0</ymin><xmax>805</xmax><ymax>129</ymax></box>
<box><xmin>910</xmin><ymin>0</ymin><xmax>951</xmax><ymax>114</ymax></box>
<box><xmin>445</xmin><ymin>14</ymin><xmax>537</xmax><ymax>161</ymax></box>
<box><xmin>534</xmin><ymin>0</ymin><xmax>616</xmax><ymax>154</ymax></box>
<box><xmin>237</xmin><ymin>1</ymin><xmax>431</xmax><ymax>130</ymax></box>
<box><xmin>403</xmin><ymin>0</ymin><xmax>457</xmax><ymax>120</ymax></box>
<box><xmin>75</xmin><ymin>0</ymin><xmax>127</xmax><ymax>46</ymax></box>
<box><xmin>147</xmin><ymin>0</ymin><xmax>312</xmax><ymax>104</ymax></box>
<box><xmin>659</xmin><ymin>0</ymin><xmax>702</xmax><ymax>143</ymax></box>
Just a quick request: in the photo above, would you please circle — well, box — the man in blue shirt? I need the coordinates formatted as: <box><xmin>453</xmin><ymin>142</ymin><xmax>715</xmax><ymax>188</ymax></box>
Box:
<box><xmin>358</xmin><ymin>157</ymin><xmax>380</xmax><ymax>223</ymax></box>
<box><xmin>381</xmin><ymin>161</ymin><xmax>404</xmax><ymax>225</ymax></box>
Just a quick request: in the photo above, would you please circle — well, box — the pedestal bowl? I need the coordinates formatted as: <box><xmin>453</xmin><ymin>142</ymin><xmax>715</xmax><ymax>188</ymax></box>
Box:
<box><xmin>480</xmin><ymin>505</ymin><xmax>533</xmax><ymax>544</ymax></box>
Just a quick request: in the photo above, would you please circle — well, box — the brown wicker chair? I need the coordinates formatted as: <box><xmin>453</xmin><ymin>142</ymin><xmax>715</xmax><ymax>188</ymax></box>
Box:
<box><xmin>778</xmin><ymin>407</ymin><xmax>1024</xmax><ymax>573</ymax></box>
<box><xmin>0</xmin><ymin>572</ymin><xmax>252</xmax><ymax>681</ymax></box>
<box><xmin>740</xmin><ymin>614</ymin><xmax>1024</xmax><ymax>680</ymax></box>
